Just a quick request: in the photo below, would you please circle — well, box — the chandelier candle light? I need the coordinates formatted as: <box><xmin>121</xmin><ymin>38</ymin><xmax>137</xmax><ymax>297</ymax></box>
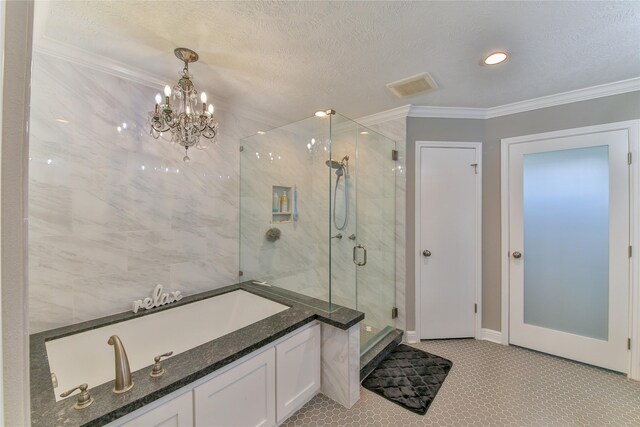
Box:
<box><xmin>149</xmin><ymin>48</ymin><xmax>219</xmax><ymax>162</ymax></box>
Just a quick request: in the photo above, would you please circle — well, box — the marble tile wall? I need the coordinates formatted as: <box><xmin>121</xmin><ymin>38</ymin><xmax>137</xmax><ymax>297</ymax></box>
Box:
<box><xmin>320</xmin><ymin>322</ymin><xmax>360</xmax><ymax>409</ymax></box>
<box><xmin>28</xmin><ymin>52</ymin><xmax>407</xmax><ymax>337</ymax></box>
<box><xmin>327</xmin><ymin>129</ymin><xmax>357</xmax><ymax>310</ymax></box>
<box><xmin>28</xmin><ymin>53</ymin><xmax>270</xmax><ymax>332</ymax></box>
<box><xmin>239</xmin><ymin>120</ymin><xmax>332</xmax><ymax>300</ymax></box>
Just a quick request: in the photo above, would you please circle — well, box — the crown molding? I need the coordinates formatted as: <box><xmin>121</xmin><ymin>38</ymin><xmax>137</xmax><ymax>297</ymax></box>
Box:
<box><xmin>409</xmin><ymin>105</ymin><xmax>486</xmax><ymax>119</ymax></box>
<box><xmin>358</xmin><ymin>77</ymin><xmax>640</xmax><ymax>124</ymax></box>
<box><xmin>32</xmin><ymin>36</ymin><xmax>286</xmax><ymax>129</ymax></box>
<box><xmin>356</xmin><ymin>104</ymin><xmax>411</xmax><ymax>126</ymax></box>
<box><xmin>484</xmin><ymin>77</ymin><xmax>640</xmax><ymax>119</ymax></box>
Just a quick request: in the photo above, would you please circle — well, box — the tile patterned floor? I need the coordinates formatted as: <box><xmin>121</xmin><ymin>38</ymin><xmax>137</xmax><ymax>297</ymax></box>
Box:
<box><xmin>282</xmin><ymin>339</ymin><xmax>640</xmax><ymax>426</ymax></box>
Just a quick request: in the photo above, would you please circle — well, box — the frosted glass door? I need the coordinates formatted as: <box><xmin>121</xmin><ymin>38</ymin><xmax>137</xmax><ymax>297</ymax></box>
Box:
<box><xmin>508</xmin><ymin>129</ymin><xmax>630</xmax><ymax>373</ymax></box>
<box><xmin>523</xmin><ymin>146</ymin><xmax>609</xmax><ymax>340</ymax></box>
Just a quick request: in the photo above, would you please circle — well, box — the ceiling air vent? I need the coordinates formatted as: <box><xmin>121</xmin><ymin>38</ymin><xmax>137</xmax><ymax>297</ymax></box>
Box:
<box><xmin>386</xmin><ymin>72</ymin><xmax>438</xmax><ymax>98</ymax></box>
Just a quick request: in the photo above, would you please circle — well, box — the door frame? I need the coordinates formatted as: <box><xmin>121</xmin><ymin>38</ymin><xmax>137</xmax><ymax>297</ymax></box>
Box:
<box><xmin>500</xmin><ymin>120</ymin><xmax>640</xmax><ymax>380</ymax></box>
<box><xmin>414</xmin><ymin>141</ymin><xmax>483</xmax><ymax>341</ymax></box>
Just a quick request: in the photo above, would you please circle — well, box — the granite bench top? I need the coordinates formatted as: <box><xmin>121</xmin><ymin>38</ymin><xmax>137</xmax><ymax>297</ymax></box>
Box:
<box><xmin>30</xmin><ymin>281</ymin><xmax>364</xmax><ymax>427</ymax></box>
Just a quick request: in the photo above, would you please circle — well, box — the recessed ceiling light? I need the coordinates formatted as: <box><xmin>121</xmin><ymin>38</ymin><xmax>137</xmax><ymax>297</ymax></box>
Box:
<box><xmin>55</xmin><ymin>118</ymin><xmax>69</xmax><ymax>124</ymax></box>
<box><xmin>483</xmin><ymin>52</ymin><xmax>508</xmax><ymax>65</ymax></box>
<box><xmin>315</xmin><ymin>111</ymin><xmax>327</xmax><ymax>117</ymax></box>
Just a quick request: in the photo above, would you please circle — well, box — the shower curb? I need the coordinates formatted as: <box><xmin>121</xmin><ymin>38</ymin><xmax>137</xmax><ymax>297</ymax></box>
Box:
<box><xmin>360</xmin><ymin>328</ymin><xmax>404</xmax><ymax>381</ymax></box>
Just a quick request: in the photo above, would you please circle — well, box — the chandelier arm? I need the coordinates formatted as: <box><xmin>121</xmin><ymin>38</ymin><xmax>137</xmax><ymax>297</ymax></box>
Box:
<box><xmin>151</xmin><ymin>119</ymin><xmax>170</xmax><ymax>133</ymax></box>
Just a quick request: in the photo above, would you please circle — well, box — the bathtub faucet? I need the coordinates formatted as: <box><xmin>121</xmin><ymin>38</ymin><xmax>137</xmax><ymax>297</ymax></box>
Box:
<box><xmin>107</xmin><ymin>335</ymin><xmax>134</xmax><ymax>393</ymax></box>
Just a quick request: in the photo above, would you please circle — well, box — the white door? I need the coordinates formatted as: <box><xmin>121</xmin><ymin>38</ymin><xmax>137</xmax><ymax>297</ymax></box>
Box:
<box><xmin>508</xmin><ymin>128</ymin><xmax>630</xmax><ymax>373</ymax></box>
<box><xmin>418</xmin><ymin>144</ymin><xmax>480</xmax><ymax>339</ymax></box>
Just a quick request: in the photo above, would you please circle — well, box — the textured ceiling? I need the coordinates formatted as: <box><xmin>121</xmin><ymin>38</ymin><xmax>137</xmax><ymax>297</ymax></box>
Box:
<box><xmin>34</xmin><ymin>1</ymin><xmax>640</xmax><ymax>122</ymax></box>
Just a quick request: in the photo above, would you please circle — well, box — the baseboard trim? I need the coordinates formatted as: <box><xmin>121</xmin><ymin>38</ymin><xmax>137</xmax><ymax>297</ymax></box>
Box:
<box><xmin>478</xmin><ymin>328</ymin><xmax>503</xmax><ymax>344</ymax></box>
<box><xmin>406</xmin><ymin>331</ymin><xmax>418</xmax><ymax>344</ymax></box>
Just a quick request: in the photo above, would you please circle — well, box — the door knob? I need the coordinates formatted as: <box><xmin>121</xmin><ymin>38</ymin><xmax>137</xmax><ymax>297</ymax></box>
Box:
<box><xmin>422</xmin><ymin>250</ymin><xmax>431</xmax><ymax>257</ymax></box>
<box><xmin>512</xmin><ymin>251</ymin><xmax>522</xmax><ymax>259</ymax></box>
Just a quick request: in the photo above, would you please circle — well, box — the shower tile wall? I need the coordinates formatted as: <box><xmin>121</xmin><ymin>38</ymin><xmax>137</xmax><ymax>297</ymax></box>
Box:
<box><xmin>366</xmin><ymin>118</ymin><xmax>407</xmax><ymax>333</ymax></box>
<box><xmin>241</xmin><ymin>116</ymin><xmax>404</xmax><ymax>335</ymax></box>
<box><xmin>28</xmin><ymin>53</ymin><xmax>270</xmax><ymax>333</ymax></box>
<box><xmin>240</xmin><ymin>126</ymin><xmax>330</xmax><ymax>300</ymax></box>
<box><xmin>328</xmin><ymin>131</ymin><xmax>357</xmax><ymax>309</ymax></box>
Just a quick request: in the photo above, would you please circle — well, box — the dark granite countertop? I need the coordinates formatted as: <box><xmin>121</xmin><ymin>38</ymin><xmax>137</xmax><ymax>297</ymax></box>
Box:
<box><xmin>30</xmin><ymin>281</ymin><xmax>364</xmax><ymax>427</ymax></box>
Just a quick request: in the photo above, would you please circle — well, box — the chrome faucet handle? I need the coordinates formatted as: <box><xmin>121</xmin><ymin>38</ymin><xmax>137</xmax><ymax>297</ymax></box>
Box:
<box><xmin>60</xmin><ymin>383</ymin><xmax>94</xmax><ymax>410</ymax></box>
<box><xmin>150</xmin><ymin>351</ymin><xmax>174</xmax><ymax>377</ymax></box>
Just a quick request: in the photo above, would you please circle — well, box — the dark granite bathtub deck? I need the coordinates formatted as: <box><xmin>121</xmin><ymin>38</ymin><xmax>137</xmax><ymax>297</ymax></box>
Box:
<box><xmin>30</xmin><ymin>281</ymin><xmax>364</xmax><ymax>427</ymax></box>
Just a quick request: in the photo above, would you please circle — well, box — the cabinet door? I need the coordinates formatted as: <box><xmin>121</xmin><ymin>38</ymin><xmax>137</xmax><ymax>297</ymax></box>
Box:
<box><xmin>194</xmin><ymin>347</ymin><xmax>275</xmax><ymax>427</ymax></box>
<box><xmin>120</xmin><ymin>391</ymin><xmax>193</xmax><ymax>427</ymax></box>
<box><xmin>276</xmin><ymin>324</ymin><xmax>320</xmax><ymax>423</ymax></box>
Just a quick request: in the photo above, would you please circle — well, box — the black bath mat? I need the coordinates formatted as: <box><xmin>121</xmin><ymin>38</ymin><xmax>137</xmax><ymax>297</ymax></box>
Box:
<box><xmin>362</xmin><ymin>344</ymin><xmax>452</xmax><ymax>415</ymax></box>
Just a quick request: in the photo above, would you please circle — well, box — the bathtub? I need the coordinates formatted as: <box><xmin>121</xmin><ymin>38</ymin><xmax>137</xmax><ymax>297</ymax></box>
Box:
<box><xmin>46</xmin><ymin>289</ymin><xmax>289</xmax><ymax>402</ymax></box>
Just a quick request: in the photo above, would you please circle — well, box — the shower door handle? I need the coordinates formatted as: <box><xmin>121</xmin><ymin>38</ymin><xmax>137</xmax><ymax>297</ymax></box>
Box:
<box><xmin>353</xmin><ymin>244</ymin><xmax>367</xmax><ymax>266</ymax></box>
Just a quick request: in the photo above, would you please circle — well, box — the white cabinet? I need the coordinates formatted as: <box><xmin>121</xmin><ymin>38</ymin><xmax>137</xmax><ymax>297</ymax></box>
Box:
<box><xmin>275</xmin><ymin>323</ymin><xmax>320</xmax><ymax>424</ymax></box>
<box><xmin>109</xmin><ymin>322</ymin><xmax>320</xmax><ymax>427</ymax></box>
<box><xmin>194</xmin><ymin>347</ymin><xmax>276</xmax><ymax>427</ymax></box>
<box><xmin>120</xmin><ymin>391</ymin><xmax>193</xmax><ymax>427</ymax></box>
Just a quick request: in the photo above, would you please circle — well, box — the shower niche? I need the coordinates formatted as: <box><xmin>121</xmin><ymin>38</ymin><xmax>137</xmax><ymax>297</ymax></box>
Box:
<box><xmin>271</xmin><ymin>185</ymin><xmax>292</xmax><ymax>223</ymax></box>
<box><xmin>240</xmin><ymin>111</ymin><xmax>396</xmax><ymax>355</ymax></box>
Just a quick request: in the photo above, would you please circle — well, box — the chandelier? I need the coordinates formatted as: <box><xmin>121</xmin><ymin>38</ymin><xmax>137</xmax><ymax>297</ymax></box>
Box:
<box><xmin>149</xmin><ymin>48</ymin><xmax>219</xmax><ymax>162</ymax></box>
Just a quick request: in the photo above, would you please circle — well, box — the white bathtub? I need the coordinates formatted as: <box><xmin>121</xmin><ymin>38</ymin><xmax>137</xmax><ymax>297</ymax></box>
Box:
<box><xmin>46</xmin><ymin>290</ymin><xmax>289</xmax><ymax>402</ymax></box>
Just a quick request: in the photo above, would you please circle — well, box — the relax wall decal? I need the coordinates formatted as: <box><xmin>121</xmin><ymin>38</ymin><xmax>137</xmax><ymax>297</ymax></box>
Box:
<box><xmin>132</xmin><ymin>284</ymin><xmax>184</xmax><ymax>313</ymax></box>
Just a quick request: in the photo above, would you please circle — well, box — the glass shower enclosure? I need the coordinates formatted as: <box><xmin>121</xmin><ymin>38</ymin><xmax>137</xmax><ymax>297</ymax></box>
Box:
<box><xmin>239</xmin><ymin>111</ymin><xmax>396</xmax><ymax>355</ymax></box>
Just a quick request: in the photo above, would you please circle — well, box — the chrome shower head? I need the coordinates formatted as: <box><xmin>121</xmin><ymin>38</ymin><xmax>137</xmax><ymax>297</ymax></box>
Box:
<box><xmin>326</xmin><ymin>156</ymin><xmax>349</xmax><ymax>176</ymax></box>
<box><xmin>325</xmin><ymin>155</ymin><xmax>349</xmax><ymax>169</ymax></box>
<box><xmin>325</xmin><ymin>159</ymin><xmax>342</xmax><ymax>169</ymax></box>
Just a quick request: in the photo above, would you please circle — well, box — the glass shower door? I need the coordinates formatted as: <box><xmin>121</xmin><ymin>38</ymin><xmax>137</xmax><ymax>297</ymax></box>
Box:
<box><xmin>328</xmin><ymin>113</ymin><xmax>396</xmax><ymax>355</ymax></box>
<box><xmin>353</xmin><ymin>123</ymin><xmax>397</xmax><ymax>354</ymax></box>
